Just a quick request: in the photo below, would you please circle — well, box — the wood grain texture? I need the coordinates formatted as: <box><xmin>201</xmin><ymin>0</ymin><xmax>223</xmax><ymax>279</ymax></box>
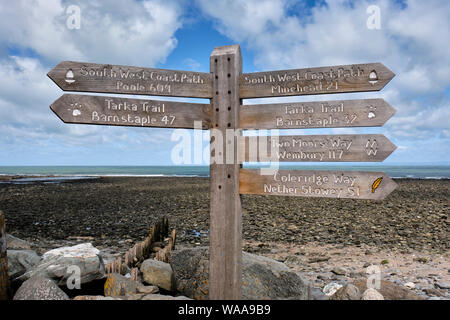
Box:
<box><xmin>240</xmin><ymin>134</ymin><xmax>396</xmax><ymax>163</ymax></box>
<box><xmin>0</xmin><ymin>210</ymin><xmax>10</xmax><ymax>300</ymax></box>
<box><xmin>209</xmin><ymin>45</ymin><xmax>243</xmax><ymax>300</ymax></box>
<box><xmin>240</xmin><ymin>98</ymin><xmax>395</xmax><ymax>129</ymax></box>
<box><xmin>239</xmin><ymin>169</ymin><xmax>397</xmax><ymax>200</ymax></box>
<box><xmin>50</xmin><ymin>94</ymin><xmax>211</xmax><ymax>129</ymax></box>
<box><xmin>48</xmin><ymin>61</ymin><xmax>213</xmax><ymax>98</ymax></box>
<box><xmin>240</xmin><ymin>63</ymin><xmax>394</xmax><ymax>98</ymax></box>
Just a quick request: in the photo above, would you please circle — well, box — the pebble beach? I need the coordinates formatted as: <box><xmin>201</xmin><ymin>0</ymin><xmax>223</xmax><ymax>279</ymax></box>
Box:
<box><xmin>0</xmin><ymin>176</ymin><xmax>449</xmax><ymax>299</ymax></box>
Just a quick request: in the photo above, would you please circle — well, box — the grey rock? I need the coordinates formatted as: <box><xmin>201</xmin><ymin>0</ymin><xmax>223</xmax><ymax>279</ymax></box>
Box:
<box><xmin>310</xmin><ymin>287</ymin><xmax>329</xmax><ymax>300</ymax></box>
<box><xmin>136</xmin><ymin>283</ymin><xmax>159</xmax><ymax>294</ymax></box>
<box><xmin>104</xmin><ymin>273</ymin><xmax>137</xmax><ymax>297</ymax></box>
<box><xmin>6</xmin><ymin>234</ymin><xmax>32</xmax><ymax>250</ymax></box>
<box><xmin>435</xmin><ymin>281</ymin><xmax>450</xmax><ymax>290</ymax></box>
<box><xmin>141</xmin><ymin>259</ymin><xmax>174</xmax><ymax>291</ymax></box>
<box><xmin>13</xmin><ymin>275</ymin><xmax>69</xmax><ymax>300</ymax></box>
<box><xmin>170</xmin><ymin>247</ymin><xmax>309</xmax><ymax>300</ymax></box>
<box><xmin>423</xmin><ymin>287</ymin><xmax>445</xmax><ymax>297</ymax></box>
<box><xmin>141</xmin><ymin>293</ymin><xmax>192</xmax><ymax>300</ymax></box>
<box><xmin>330</xmin><ymin>283</ymin><xmax>362</xmax><ymax>300</ymax></box>
<box><xmin>352</xmin><ymin>279</ymin><xmax>425</xmax><ymax>300</ymax></box>
<box><xmin>323</xmin><ymin>282</ymin><xmax>343</xmax><ymax>296</ymax></box>
<box><xmin>73</xmin><ymin>295</ymin><xmax>122</xmax><ymax>300</ymax></box>
<box><xmin>331</xmin><ymin>266</ymin><xmax>347</xmax><ymax>276</ymax></box>
<box><xmin>362</xmin><ymin>288</ymin><xmax>384</xmax><ymax>300</ymax></box>
<box><xmin>308</xmin><ymin>256</ymin><xmax>330</xmax><ymax>263</ymax></box>
<box><xmin>19</xmin><ymin>243</ymin><xmax>105</xmax><ymax>286</ymax></box>
<box><xmin>7</xmin><ymin>250</ymin><xmax>41</xmax><ymax>279</ymax></box>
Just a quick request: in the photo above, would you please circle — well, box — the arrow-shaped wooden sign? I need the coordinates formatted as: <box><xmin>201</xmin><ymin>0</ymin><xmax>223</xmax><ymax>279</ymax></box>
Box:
<box><xmin>240</xmin><ymin>63</ymin><xmax>394</xmax><ymax>99</ymax></box>
<box><xmin>240</xmin><ymin>134</ymin><xmax>396</xmax><ymax>162</ymax></box>
<box><xmin>240</xmin><ymin>98</ymin><xmax>395</xmax><ymax>129</ymax></box>
<box><xmin>50</xmin><ymin>94</ymin><xmax>211</xmax><ymax>129</ymax></box>
<box><xmin>48</xmin><ymin>61</ymin><xmax>213</xmax><ymax>98</ymax></box>
<box><xmin>239</xmin><ymin>169</ymin><xmax>397</xmax><ymax>200</ymax></box>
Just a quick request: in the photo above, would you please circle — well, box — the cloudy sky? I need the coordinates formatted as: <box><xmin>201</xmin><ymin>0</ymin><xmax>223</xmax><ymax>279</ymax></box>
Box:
<box><xmin>1</xmin><ymin>0</ymin><xmax>449</xmax><ymax>165</ymax></box>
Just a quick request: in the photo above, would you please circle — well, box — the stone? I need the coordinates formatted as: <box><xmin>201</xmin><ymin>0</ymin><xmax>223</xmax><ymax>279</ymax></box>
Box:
<box><xmin>136</xmin><ymin>283</ymin><xmax>159</xmax><ymax>294</ymax></box>
<box><xmin>308</xmin><ymin>256</ymin><xmax>330</xmax><ymax>263</ymax></box>
<box><xmin>423</xmin><ymin>287</ymin><xmax>445</xmax><ymax>297</ymax></box>
<box><xmin>330</xmin><ymin>283</ymin><xmax>362</xmax><ymax>300</ymax></box>
<box><xmin>323</xmin><ymin>282</ymin><xmax>343</xmax><ymax>296</ymax></box>
<box><xmin>404</xmin><ymin>282</ymin><xmax>415</xmax><ymax>289</ymax></box>
<box><xmin>309</xmin><ymin>287</ymin><xmax>329</xmax><ymax>300</ymax></box>
<box><xmin>13</xmin><ymin>275</ymin><xmax>69</xmax><ymax>300</ymax></box>
<box><xmin>6</xmin><ymin>234</ymin><xmax>32</xmax><ymax>250</ymax></box>
<box><xmin>352</xmin><ymin>279</ymin><xmax>425</xmax><ymax>300</ymax></box>
<box><xmin>104</xmin><ymin>273</ymin><xmax>137</xmax><ymax>297</ymax></box>
<box><xmin>73</xmin><ymin>295</ymin><xmax>121</xmax><ymax>300</ymax></box>
<box><xmin>141</xmin><ymin>259</ymin><xmax>174</xmax><ymax>291</ymax></box>
<box><xmin>435</xmin><ymin>281</ymin><xmax>450</xmax><ymax>290</ymax></box>
<box><xmin>7</xmin><ymin>250</ymin><xmax>41</xmax><ymax>279</ymax></box>
<box><xmin>331</xmin><ymin>266</ymin><xmax>347</xmax><ymax>276</ymax></box>
<box><xmin>141</xmin><ymin>293</ymin><xmax>192</xmax><ymax>300</ymax></box>
<box><xmin>362</xmin><ymin>288</ymin><xmax>384</xmax><ymax>300</ymax></box>
<box><xmin>19</xmin><ymin>243</ymin><xmax>105</xmax><ymax>286</ymax></box>
<box><xmin>170</xmin><ymin>247</ymin><xmax>309</xmax><ymax>300</ymax></box>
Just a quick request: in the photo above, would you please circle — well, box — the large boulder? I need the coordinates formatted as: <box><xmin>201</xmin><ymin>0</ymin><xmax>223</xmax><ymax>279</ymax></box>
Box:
<box><xmin>13</xmin><ymin>275</ymin><xmax>69</xmax><ymax>300</ymax></box>
<box><xmin>140</xmin><ymin>259</ymin><xmax>174</xmax><ymax>291</ymax></box>
<box><xmin>170</xmin><ymin>247</ymin><xmax>310</xmax><ymax>300</ymax></box>
<box><xmin>7</xmin><ymin>250</ymin><xmax>41</xmax><ymax>279</ymax></box>
<box><xmin>19</xmin><ymin>243</ymin><xmax>105</xmax><ymax>286</ymax></box>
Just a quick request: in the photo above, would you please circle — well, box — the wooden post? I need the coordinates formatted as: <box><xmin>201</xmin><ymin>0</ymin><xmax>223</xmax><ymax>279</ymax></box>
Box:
<box><xmin>0</xmin><ymin>210</ymin><xmax>10</xmax><ymax>300</ymax></box>
<box><xmin>209</xmin><ymin>45</ymin><xmax>243</xmax><ymax>300</ymax></box>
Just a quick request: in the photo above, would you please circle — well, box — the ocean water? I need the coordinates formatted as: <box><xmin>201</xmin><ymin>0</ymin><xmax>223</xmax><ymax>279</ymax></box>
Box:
<box><xmin>0</xmin><ymin>165</ymin><xmax>449</xmax><ymax>180</ymax></box>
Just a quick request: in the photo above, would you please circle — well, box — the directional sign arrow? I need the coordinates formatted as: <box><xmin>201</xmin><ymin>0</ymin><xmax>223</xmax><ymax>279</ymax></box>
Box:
<box><xmin>50</xmin><ymin>94</ymin><xmax>211</xmax><ymax>129</ymax></box>
<box><xmin>240</xmin><ymin>98</ymin><xmax>396</xmax><ymax>129</ymax></box>
<box><xmin>240</xmin><ymin>63</ymin><xmax>395</xmax><ymax>99</ymax></box>
<box><xmin>48</xmin><ymin>61</ymin><xmax>213</xmax><ymax>98</ymax></box>
<box><xmin>239</xmin><ymin>134</ymin><xmax>397</xmax><ymax>162</ymax></box>
<box><xmin>239</xmin><ymin>169</ymin><xmax>397</xmax><ymax>200</ymax></box>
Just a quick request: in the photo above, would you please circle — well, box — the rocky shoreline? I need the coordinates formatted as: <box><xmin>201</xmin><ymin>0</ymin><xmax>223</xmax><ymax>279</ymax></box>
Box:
<box><xmin>0</xmin><ymin>176</ymin><xmax>449</xmax><ymax>300</ymax></box>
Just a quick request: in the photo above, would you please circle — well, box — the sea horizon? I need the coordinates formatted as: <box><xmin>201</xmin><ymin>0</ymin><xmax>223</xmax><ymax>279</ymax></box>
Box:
<box><xmin>0</xmin><ymin>164</ymin><xmax>450</xmax><ymax>180</ymax></box>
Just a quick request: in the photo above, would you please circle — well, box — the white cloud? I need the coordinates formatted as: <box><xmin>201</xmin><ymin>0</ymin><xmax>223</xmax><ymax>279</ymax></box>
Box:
<box><xmin>197</xmin><ymin>0</ymin><xmax>450</xmax><ymax>142</ymax></box>
<box><xmin>0</xmin><ymin>0</ymin><xmax>182</xmax><ymax>66</ymax></box>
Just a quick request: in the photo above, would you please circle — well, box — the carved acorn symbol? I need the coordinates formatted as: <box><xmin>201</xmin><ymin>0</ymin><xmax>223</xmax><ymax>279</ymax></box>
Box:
<box><xmin>65</xmin><ymin>69</ymin><xmax>76</xmax><ymax>84</ymax></box>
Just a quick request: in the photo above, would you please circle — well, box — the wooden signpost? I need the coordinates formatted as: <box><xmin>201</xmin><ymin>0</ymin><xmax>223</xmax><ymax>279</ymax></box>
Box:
<box><xmin>48</xmin><ymin>61</ymin><xmax>213</xmax><ymax>98</ymax></box>
<box><xmin>50</xmin><ymin>94</ymin><xmax>211</xmax><ymax>129</ymax></box>
<box><xmin>240</xmin><ymin>134</ymin><xmax>396</xmax><ymax>162</ymax></box>
<box><xmin>239</xmin><ymin>169</ymin><xmax>397</xmax><ymax>200</ymax></box>
<box><xmin>240</xmin><ymin>63</ymin><xmax>394</xmax><ymax>98</ymax></box>
<box><xmin>240</xmin><ymin>98</ymin><xmax>395</xmax><ymax>129</ymax></box>
<box><xmin>49</xmin><ymin>44</ymin><xmax>397</xmax><ymax>300</ymax></box>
